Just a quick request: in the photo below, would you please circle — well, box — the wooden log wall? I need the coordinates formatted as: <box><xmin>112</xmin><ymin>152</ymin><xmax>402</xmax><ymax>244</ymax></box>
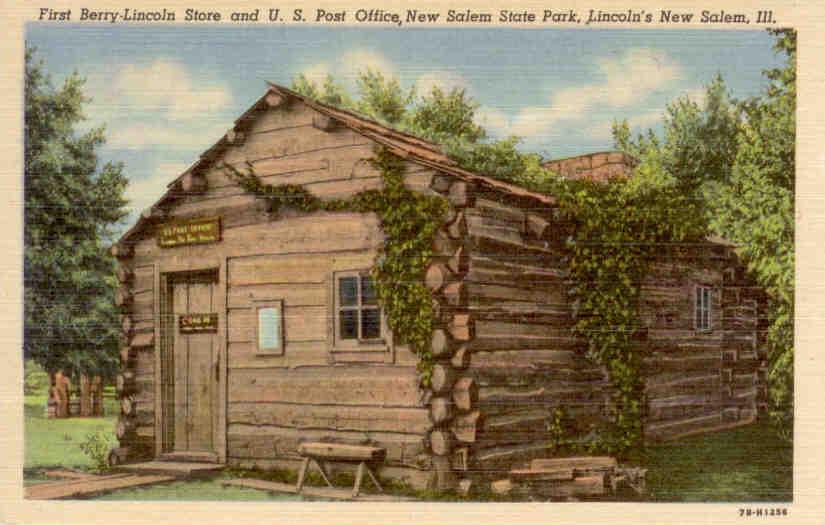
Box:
<box><xmin>639</xmin><ymin>249</ymin><xmax>769</xmax><ymax>441</ymax></box>
<box><xmin>113</xmin><ymin>260</ymin><xmax>155</xmax><ymax>461</ymax></box>
<box><xmin>419</xmin><ymin>172</ymin><xmax>605</xmax><ymax>485</ymax></box>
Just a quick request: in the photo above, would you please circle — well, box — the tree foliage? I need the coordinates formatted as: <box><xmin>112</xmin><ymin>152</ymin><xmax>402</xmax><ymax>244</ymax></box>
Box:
<box><xmin>710</xmin><ymin>29</ymin><xmax>796</xmax><ymax>439</ymax></box>
<box><xmin>24</xmin><ymin>47</ymin><xmax>129</xmax><ymax>378</ymax></box>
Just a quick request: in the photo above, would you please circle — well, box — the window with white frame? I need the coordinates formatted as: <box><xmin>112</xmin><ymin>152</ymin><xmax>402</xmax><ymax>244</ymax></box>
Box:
<box><xmin>695</xmin><ymin>285</ymin><xmax>712</xmax><ymax>331</ymax></box>
<box><xmin>333</xmin><ymin>271</ymin><xmax>384</xmax><ymax>348</ymax></box>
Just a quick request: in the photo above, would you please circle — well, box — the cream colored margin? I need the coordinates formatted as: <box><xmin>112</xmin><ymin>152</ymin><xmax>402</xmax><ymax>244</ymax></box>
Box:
<box><xmin>0</xmin><ymin>1</ymin><xmax>823</xmax><ymax>523</ymax></box>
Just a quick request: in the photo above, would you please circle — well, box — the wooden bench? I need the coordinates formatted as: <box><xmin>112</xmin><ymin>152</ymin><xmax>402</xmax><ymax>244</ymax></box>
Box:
<box><xmin>296</xmin><ymin>442</ymin><xmax>386</xmax><ymax>498</ymax></box>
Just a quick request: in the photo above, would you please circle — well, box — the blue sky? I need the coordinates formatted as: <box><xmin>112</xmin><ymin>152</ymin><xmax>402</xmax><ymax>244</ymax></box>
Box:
<box><xmin>26</xmin><ymin>25</ymin><xmax>782</xmax><ymax>226</ymax></box>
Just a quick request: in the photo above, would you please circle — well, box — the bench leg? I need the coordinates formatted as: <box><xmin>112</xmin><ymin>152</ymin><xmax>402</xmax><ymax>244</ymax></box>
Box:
<box><xmin>352</xmin><ymin>462</ymin><xmax>365</xmax><ymax>498</ymax></box>
<box><xmin>296</xmin><ymin>457</ymin><xmax>310</xmax><ymax>493</ymax></box>
<box><xmin>315</xmin><ymin>460</ymin><xmax>334</xmax><ymax>488</ymax></box>
<box><xmin>365</xmin><ymin>464</ymin><xmax>383</xmax><ymax>493</ymax></box>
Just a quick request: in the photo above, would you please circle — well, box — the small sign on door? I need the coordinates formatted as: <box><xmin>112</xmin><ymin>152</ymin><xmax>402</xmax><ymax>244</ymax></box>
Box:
<box><xmin>179</xmin><ymin>313</ymin><xmax>218</xmax><ymax>333</ymax></box>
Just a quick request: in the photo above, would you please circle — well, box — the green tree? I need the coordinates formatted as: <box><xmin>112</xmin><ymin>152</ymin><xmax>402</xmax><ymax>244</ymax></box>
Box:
<box><xmin>406</xmin><ymin>85</ymin><xmax>486</xmax><ymax>144</ymax></box>
<box><xmin>24</xmin><ymin>47</ymin><xmax>129</xmax><ymax>380</ymax></box>
<box><xmin>710</xmin><ymin>29</ymin><xmax>796</xmax><ymax>439</ymax></box>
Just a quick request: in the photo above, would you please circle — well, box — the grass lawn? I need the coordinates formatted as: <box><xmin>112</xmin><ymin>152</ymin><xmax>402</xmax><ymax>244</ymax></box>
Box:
<box><xmin>640</xmin><ymin>421</ymin><xmax>793</xmax><ymax>502</ymax></box>
<box><xmin>24</xmin><ymin>393</ymin><xmax>120</xmax><ymax>474</ymax></box>
<box><xmin>94</xmin><ymin>479</ymin><xmax>302</xmax><ymax>501</ymax></box>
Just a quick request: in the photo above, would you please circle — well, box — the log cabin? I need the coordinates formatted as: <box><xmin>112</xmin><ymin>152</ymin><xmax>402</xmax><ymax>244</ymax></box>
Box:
<box><xmin>110</xmin><ymin>83</ymin><xmax>769</xmax><ymax>490</ymax></box>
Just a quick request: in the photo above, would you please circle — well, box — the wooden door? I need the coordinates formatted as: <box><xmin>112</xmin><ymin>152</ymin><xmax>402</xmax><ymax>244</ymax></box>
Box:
<box><xmin>171</xmin><ymin>272</ymin><xmax>218</xmax><ymax>454</ymax></box>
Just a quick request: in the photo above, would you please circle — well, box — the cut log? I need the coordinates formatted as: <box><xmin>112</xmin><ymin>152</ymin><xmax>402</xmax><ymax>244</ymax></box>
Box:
<box><xmin>447</xmin><ymin>246</ymin><xmax>469</xmax><ymax>275</ymax></box>
<box><xmin>490</xmin><ymin>479</ymin><xmax>513</xmax><ymax>496</ymax></box>
<box><xmin>525</xmin><ymin>213</ymin><xmax>551</xmax><ymax>240</ymax></box>
<box><xmin>430</xmin><ymin>329</ymin><xmax>454</xmax><ymax>359</ymax></box>
<box><xmin>432</xmin><ymin>230</ymin><xmax>461</xmax><ymax>256</ymax></box>
<box><xmin>430</xmin><ymin>364</ymin><xmax>457</xmax><ymax>394</ymax></box>
<box><xmin>115</xmin><ymin>287</ymin><xmax>133</xmax><ymax>308</ymax></box>
<box><xmin>429</xmin><ymin>396</ymin><xmax>454</xmax><ymax>426</ymax></box>
<box><xmin>120</xmin><ymin>396</ymin><xmax>135</xmax><ymax>416</ymax></box>
<box><xmin>121</xmin><ymin>315</ymin><xmax>133</xmax><ymax>334</ymax></box>
<box><xmin>130</xmin><ymin>332</ymin><xmax>154</xmax><ymax>348</ymax></box>
<box><xmin>425</xmin><ymin>263</ymin><xmax>453</xmax><ymax>292</ymax></box>
<box><xmin>448</xmin><ymin>313</ymin><xmax>474</xmax><ymax>342</ymax></box>
<box><xmin>141</xmin><ymin>207</ymin><xmax>165</xmax><ymax>221</ymax></box>
<box><xmin>107</xmin><ymin>447</ymin><xmax>132</xmax><ymax>467</ymax></box>
<box><xmin>116</xmin><ymin>370</ymin><xmax>136</xmax><ymax>395</ymax></box>
<box><xmin>450</xmin><ymin>346</ymin><xmax>471</xmax><ymax>369</ymax></box>
<box><xmin>181</xmin><ymin>171</ymin><xmax>207</xmax><ymax>193</ymax></box>
<box><xmin>297</xmin><ymin>442</ymin><xmax>387</xmax><ymax>462</ymax></box>
<box><xmin>430</xmin><ymin>174</ymin><xmax>452</xmax><ymax>194</ymax></box>
<box><xmin>225</xmin><ymin>128</ymin><xmax>245</xmax><ymax>144</ymax></box>
<box><xmin>429</xmin><ymin>430</ymin><xmax>454</xmax><ymax>456</ymax></box>
<box><xmin>452</xmin><ymin>377</ymin><xmax>478</xmax><ymax>412</ymax></box>
<box><xmin>530</xmin><ymin>456</ymin><xmax>617</xmax><ymax>471</ymax></box>
<box><xmin>447</xmin><ymin>211</ymin><xmax>467</xmax><ymax>239</ymax></box>
<box><xmin>510</xmin><ymin>468</ymin><xmax>574</xmax><ymax>482</ymax></box>
<box><xmin>115</xmin><ymin>418</ymin><xmax>135</xmax><ymax>440</ymax></box>
<box><xmin>432</xmin><ymin>454</ymin><xmax>455</xmax><ymax>491</ymax></box>
<box><xmin>451</xmin><ymin>410</ymin><xmax>481</xmax><ymax>444</ymax></box>
<box><xmin>448</xmin><ymin>181</ymin><xmax>473</xmax><ymax>208</ymax></box>
<box><xmin>110</xmin><ymin>243</ymin><xmax>134</xmax><ymax>259</ymax></box>
<box><xmin>116</xmin><ymin>266</ymin><xmax>134</xmax><ymax>284</ymax></box>
<box><xmin>442</xmin><ymin>282</ymin><xmax>467</xmax><ymax>307</ymax></box>
<box><xmin>312</xmin><ymin>114</ymin><xmax>336</xmax><ymax>131</ymax></box>
<box><xmin>265</xmin><ymin>91</ymin><xmax>285</xmax><ymax>108</ymax></box>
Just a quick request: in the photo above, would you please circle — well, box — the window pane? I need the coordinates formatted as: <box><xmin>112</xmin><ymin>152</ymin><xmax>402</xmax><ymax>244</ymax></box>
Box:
<box><xmin>258</xmin><ymin>307</ymin><xmax>281</xmax><ymax>351</ymax></box>
<box><xmin>339</xmin><ymin>277</ymin><xmax>358</xmax><ymax>307</ymax></box>
<box><xmin>339</xmin><ymin>310</ymin><xmax>358</xmax><ymax>339</ymax></box>
<box><xmin>361</xmin><ymin>275</ymin><xmax>377</xmax><ymax>305</ymax></box>
<box><xmin>361</xmin><ymin>308</ymin><xmax>381</xmax><ymax>339</ymax></box>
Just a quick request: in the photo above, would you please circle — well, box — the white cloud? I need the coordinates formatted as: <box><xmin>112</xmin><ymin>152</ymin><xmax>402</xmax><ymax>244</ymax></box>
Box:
<box><xmin>299</xmin><ymin>62</ymin><xmax>333</xmax><ymax>84</ymax></box>
<box><xmin>89</xmin><ymin>60</ymin><xmax>232</xmax><ymax>122</ymax></box>
<box><xmin>415</xmin><ymin>71</ymin><xmax>468</xmax><ymax>95</ymax></box>
<box><xmin>298</xmin><ymin>48</ymin><xmax>399</xmax><ymax>89</ymax></box>
<box><xmin>126</xmin><ymin>162</ymin><xmax>189</xmax><ymax>215</ymax></box>
<box><xmin>501</xmin><ymin>48</ymin><xmax>682</xmax><ymax>139</ymax></box>
<box><xmin>475</xmin><ymin>106</ymin><xmax>512</xmax><ymax>137</ymax></box>
<box><xmin>340</xmin><ymin>49</ymin><xmax>398</xmax><ymax>79</ymax></box>
<box><xmin>108</xmin><ymin>121</ymin><xmax>228</xmax><ymax>151</ymax></box>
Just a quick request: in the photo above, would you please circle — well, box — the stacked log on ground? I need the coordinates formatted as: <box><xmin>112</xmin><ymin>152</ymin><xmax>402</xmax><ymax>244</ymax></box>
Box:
<box><xmin>490</xmin><ymin>456</ymin><xmax>645</xmax><ymax>500</ymax></box>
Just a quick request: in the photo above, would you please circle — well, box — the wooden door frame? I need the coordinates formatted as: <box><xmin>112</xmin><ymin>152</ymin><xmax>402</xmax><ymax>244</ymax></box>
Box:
<box><xmin>153</xmin><ymin>258</ymin><xmax>227</xmax><ymax>463</ymax></box>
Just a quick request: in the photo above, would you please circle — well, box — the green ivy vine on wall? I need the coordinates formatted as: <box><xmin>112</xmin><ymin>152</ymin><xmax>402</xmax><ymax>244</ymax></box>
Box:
<box><xmin>223</xmin><ymin>148</ymin><xmax>447</xmax><ymax>385</ymax></box>
<box><xmin>549</xmin><ymin>173</ymin><xmax>706</xmax><ymax>456</ymax></box>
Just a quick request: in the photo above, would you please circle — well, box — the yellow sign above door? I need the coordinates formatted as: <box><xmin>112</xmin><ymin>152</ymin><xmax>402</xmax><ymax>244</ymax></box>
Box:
<box><xmin>158</xmin><ymin>217</ymin><xmax>221</xmax><ymax>248</ymax></box>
